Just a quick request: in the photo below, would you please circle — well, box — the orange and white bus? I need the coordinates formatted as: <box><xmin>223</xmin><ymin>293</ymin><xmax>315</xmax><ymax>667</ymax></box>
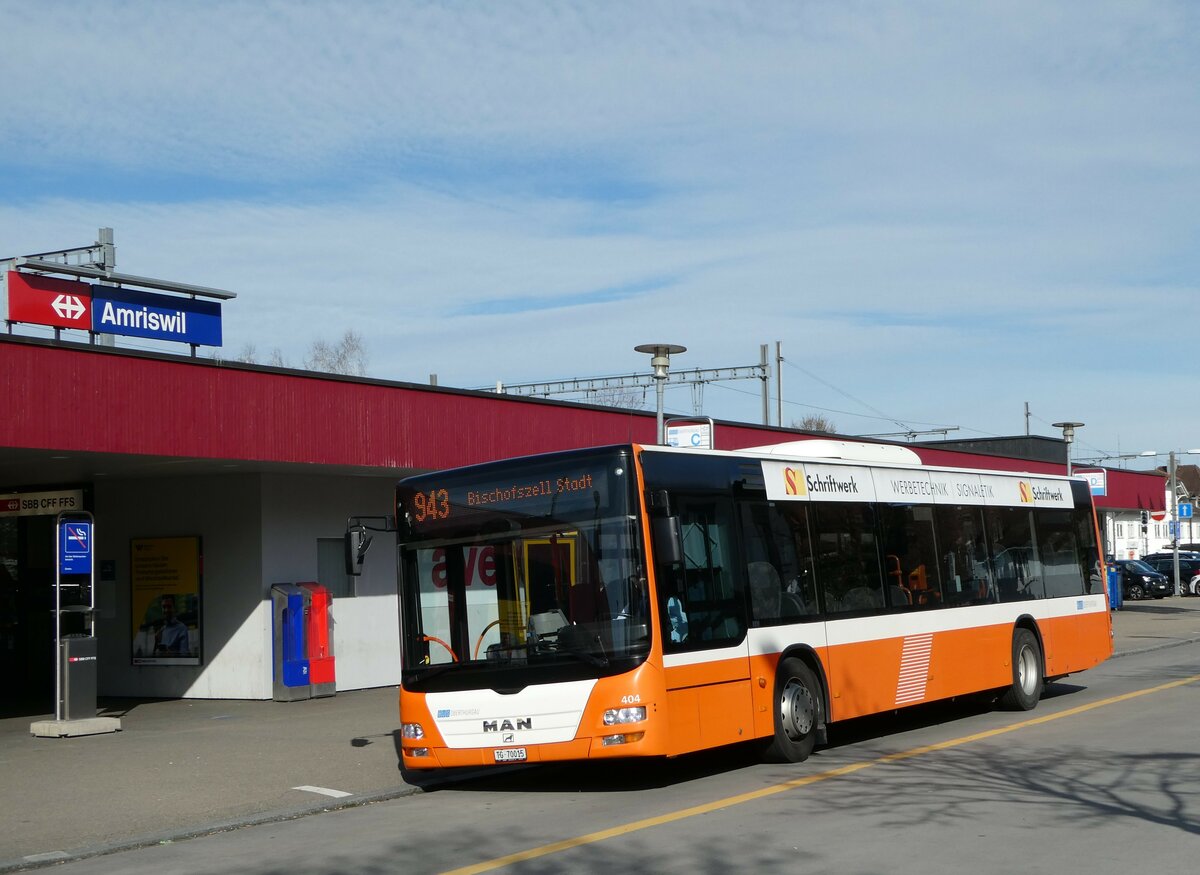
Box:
<box><xmin>394</xmin><ymin>440</ymin><xmax>1112</xmax><ymax>769</ymax></box>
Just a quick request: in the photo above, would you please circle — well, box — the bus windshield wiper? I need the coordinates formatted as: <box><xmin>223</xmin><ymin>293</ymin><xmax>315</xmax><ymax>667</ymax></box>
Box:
<box><xmin>405</xmin><ymin>662</ymin><xmax>460</xmax><ymax>687</ymax></box>
<box><xmin>556</xmin><ymin>626</ymin><xmax>609</xmax><ymax>666</ymax></box>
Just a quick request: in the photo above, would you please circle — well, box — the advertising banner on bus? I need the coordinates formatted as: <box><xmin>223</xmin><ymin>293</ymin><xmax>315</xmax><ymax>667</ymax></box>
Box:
<box><xmin>763</xmin><ymin>461</ymin><xmax>1075</xmax><ymax>509</ymax></box>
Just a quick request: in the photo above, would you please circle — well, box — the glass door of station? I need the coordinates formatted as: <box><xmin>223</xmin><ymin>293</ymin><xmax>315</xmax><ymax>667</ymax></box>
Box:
<box><xmin>1</xmin><ymin>488</ymin><xmax>89</xmax><ymax>716</ymax></box>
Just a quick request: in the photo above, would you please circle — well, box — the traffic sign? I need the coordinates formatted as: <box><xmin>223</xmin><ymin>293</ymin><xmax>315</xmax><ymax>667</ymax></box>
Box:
<box><xmin>59</xmin><ymin>521</ymin><xmax>93</xmax><ymax>575</ymax></box>
<box><xmin>1180</xmin><ymin>503</ymin><xmax>1193</xmax><ymax>519</ymax></box>
<box><xmin>5</xmin><ymin>271</ymin><xmax>92</xmax><ymax>330</ymax></box>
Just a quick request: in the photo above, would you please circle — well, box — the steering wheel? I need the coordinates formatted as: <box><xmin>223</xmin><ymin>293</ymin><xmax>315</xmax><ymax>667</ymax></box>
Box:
<box><xmin>473</xmin><ymin>620</ymin><xmax>501</xmax><ymax>659</ymax></box>
<box><xmin>421</xmin><ymin>634</ymin><xmax>458</xmax><ymax>663</ymax></box>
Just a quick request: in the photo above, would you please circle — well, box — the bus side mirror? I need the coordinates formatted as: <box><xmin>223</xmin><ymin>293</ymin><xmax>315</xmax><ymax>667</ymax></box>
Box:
<box><xmin>651</xmin><ymin>515</ymin><xmax>682</xmax><ymax>566</ymax></box>
<box><xmin>345</xmin><ymin>526</ymin><xmax>372</xmax><ymax>576</ymax></box>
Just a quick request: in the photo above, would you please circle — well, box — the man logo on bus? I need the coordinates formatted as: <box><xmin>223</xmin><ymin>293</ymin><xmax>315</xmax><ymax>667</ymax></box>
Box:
<box><xmin>784</xmin><ymin>467</ymin><xmax>807</xmax><ymax>497</ymax></box>
<box><xmin>1018</xmin><ymin>481</ymin><xmax>1034</xmax><ymax>503</ymax></box>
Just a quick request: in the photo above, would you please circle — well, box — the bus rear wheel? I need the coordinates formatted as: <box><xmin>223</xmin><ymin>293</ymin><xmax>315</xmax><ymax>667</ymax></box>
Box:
<box><xmin>999</xmin><ymin>628</ymin><xmax>1043</xmax><ymax>711</ymax></box>
<box><xmin>763</xmin><ymin>658</ymin><xmax>820</xmax><ymax>763</ymax></box>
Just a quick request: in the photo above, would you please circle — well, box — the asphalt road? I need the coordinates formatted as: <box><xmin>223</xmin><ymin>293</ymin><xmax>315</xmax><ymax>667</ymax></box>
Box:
<box><xmin>36</xmin><ymin>642</ymin><xmax>1200</xmax><ymax>875</ymax></box>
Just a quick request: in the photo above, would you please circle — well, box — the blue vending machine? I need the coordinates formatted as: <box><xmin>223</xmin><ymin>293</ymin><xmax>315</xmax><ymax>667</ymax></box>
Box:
<box><xmin>271</xmin><ymin>584</ymin><xmax>310</xmax><ymax>701</ymax></box>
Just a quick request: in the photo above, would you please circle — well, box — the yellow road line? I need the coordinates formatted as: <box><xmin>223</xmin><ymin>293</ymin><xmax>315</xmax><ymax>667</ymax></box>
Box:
<box><xmin>441</xmin><ymin>673</ymin><xmax>1200</xmax><ymax>875</ymax></box>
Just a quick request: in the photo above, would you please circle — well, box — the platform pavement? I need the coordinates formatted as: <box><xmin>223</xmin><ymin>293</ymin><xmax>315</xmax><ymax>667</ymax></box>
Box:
<box><xmin>3</xmin><ymin>598</ymin><xmax>1200</xmax><ymax>872</ymax></box>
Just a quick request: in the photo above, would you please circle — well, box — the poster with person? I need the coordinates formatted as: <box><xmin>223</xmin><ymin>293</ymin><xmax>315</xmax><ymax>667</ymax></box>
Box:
<box><xmin>131</xmin><ymin>536</ymin><xmax>202</xmax><ymax>665</ymax></box>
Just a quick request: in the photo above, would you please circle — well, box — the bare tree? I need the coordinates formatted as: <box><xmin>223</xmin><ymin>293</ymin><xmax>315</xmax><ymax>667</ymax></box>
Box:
<box><xmin>231</xmin><ymin>343</ymin><xmax>290</xmax><ymax>368</ymax></box>
<box><xmin>793</xmin><ymin>413</ymin><xmax>837</xmax><ymax>434</ymax></box>
<box><xmin>303</xmin><ymin>329</ymin><xmax>368</xmax><ymax>376</ymax></box>
<box><xmin>584</xmin><ymin>386</ymin><xmax>647</xmax><ymax>410</ymax></box>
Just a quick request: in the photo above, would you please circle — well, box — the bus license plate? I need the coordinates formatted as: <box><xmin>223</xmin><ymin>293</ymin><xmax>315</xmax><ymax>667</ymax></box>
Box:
<box><xmin>494</xmin><ymin>748</ymin><xmax>527</xmax><ymax>763</ymax></box>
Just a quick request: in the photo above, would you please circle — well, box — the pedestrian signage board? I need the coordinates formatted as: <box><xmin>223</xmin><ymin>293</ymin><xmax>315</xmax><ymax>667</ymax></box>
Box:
<box><xmin>59</xmin><ymin>521</ymin><xmax>93</xmax><ymax>575</ymax></box>
<box><xmin>1073</xmin><ymin>469</ymin><xmax>1106</xmax><ymax>497</ymax></box>
<box><xmin>667</xmin><ymin>422</ymin><xmax>713</xmax><ymax>449</ymax></box>
<box><xmin>5</xmin><ymin>271</ymin><xmax>93</xmax><ymax>330</ymax></box>
<box><xmin>1180</xmin><ymin>503</ymin><xmax>1193</xmax><ymax>519</ymax></box>
<box><xmin>91</xmin><ymin>285</ymin><xmax>223</xmax><ymax>346</ymax></box>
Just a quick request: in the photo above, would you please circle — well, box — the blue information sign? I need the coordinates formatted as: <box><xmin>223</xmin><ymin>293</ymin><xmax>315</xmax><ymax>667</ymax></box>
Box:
<box><xmin>59</xmin><ymin>521</ymin><xmax>93</xmax><ymax>575</ymax></box>
<box><xmin>1180</xmin><ymin>503</ymin><xmax>1193</xmax><ymax>520</ymax></box>
<box><xmin>91</xmin><ymin>285</ymin><xmax>222</xmax><ymax>346</ymax></box>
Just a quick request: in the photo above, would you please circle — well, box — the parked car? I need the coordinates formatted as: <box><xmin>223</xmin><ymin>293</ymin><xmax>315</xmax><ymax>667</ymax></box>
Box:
<box><xmin>1142</xmin><ymin>551</ymin><xmax>1200</xmax><ymax>562</ymax></box>
<box><xmin>1140</xmin><ymin>555</ymin><xmax>1200</xmax><ymax>596</ymax></box>
<box><xmin>1114</xmin><ymin>560</ymin><xmax>1172</xmax><ymax>600</ymax></box>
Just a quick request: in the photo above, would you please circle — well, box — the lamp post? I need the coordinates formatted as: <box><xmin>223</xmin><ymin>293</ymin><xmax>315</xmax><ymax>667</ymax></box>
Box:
<box><xmin>634</xmin><ymin>344</ymin><xmax>686</xmax><ymax>445</ymax></box>
<box><xmin>1052</xmin><ymin>421</ymin><xmax>1085</xmax><ymax>476</ymax></box>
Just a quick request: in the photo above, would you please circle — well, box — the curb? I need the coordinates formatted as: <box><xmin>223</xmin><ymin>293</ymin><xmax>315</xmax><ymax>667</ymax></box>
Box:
<box><xmin>1111</xmin><ymin>636</ymin><xmax>1200</xmax><ymax>659</ymax></box>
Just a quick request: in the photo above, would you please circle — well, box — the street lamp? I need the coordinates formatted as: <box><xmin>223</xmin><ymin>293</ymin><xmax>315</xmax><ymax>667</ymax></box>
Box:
<box><xmin>1052</xmin><ymin>421</ymin><xmax>1085</xmax><ymax>476</ymax></box>
<box><xmin>634</xmin><ymin>343</ymin><xmax>686</xmax><ymax>445</ymax></box>
<box><xmin>1139</xmin><ymin>449</ymin><xmax>1200</xmax><ymax>595</ymax></box>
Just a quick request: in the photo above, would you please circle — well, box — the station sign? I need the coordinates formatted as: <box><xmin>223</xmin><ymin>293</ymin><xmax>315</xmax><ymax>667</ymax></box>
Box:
<box><xmin>6</xmin><ymin>270</ymin><xmax>223</xmax><ymax>347</ymax></box>
<box><xmin>59</xmin><ymin>520</ymin><xmax>93</xmax><ymax>576</ymax></box>
<box><xmin>1073</xmin><ymin>469</ymin><xmax>1107</xmax><ymax>497</ymax></box>
<box><xmin>91</xmin><ymin>285</ymin><xmax>222</xmax><ymax>346</ymax></box>
<box><xmin>666</xmin><ymin>421</ymin><xmax>713</xmax><ymax>449</ymax></box>
<box><xmin>0</xmin><ymin>489</ymin><xmax>85</xmax><ymax>518</ymax></box>
<box><xmin>4</xmin><ymin>271</ymin><xmax>92</xmax><ymax>330</ymax></box>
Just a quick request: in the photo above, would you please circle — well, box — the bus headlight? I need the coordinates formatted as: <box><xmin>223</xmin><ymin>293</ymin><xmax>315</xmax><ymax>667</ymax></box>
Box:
<box><xmin>402</xmin><ymin>722</ymin><xmax>425</xmax><ymax>740</ymax></box>
<box><xmin>603</xmin><ymin>706</ymin><xmax>646</xmax><ymax>725</ymax></box>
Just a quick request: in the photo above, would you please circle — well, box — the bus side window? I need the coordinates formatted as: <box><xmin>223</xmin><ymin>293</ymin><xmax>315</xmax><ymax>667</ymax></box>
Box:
<box><xmin>984</xmin><ymin>507</ymin><xmax>1043</xmax><ymax>602</ymax></box>
<box><xmin>1038</xmin><ymin>509</ymin><xmax>1088</xmax><ymax>598</ymax></box>
<box><xmin>878</xmin><ymin>504</ymin><xmax>945</xmax><ymax>610</ymax></box>
<box><xmin>660</xmin><ymin>496</ymin><xmax>745</xmax><ymax>650</ymax></box>
<box><xmin>932</xmin><ymin>505</ymin><xmax>993</xmax><ymax>605</ymax></box>
<box><xmin>811</xmin><ymin>502</ymin><xmax>885</xmax><ymax>615</ymax></box>
<box><xmin>738</xmin><ymin>501</ymin><xmax>818</xmax><ymax>624</ymax></box>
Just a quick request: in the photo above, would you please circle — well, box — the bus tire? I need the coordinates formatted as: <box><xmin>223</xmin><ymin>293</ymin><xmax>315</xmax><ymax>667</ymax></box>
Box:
<box><xmin>762</xmin><ymin>658</ymin><xmax>820</xmax><ymax>763</ymax></box>
<box><xmin>999</xmin><ymin>628</ymin><xmax>1043</xmax><ymax>711</ymax></box>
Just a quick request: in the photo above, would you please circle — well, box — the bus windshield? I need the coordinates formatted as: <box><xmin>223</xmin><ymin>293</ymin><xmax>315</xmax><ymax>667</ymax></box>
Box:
<box><xmin>397</xmin><ymin>447</ymin><xmax>650</xmax><ymax>688</ymax></box>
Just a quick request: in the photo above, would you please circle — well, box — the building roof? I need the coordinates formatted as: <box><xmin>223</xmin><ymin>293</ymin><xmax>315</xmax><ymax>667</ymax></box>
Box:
<box><xmin>0</xmin><ymin>335</ymin><xmax>1165</xmax><ymax>512</ymax></box>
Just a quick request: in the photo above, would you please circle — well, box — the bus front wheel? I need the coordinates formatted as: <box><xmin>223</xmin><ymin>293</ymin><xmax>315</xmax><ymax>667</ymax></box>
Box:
<box><xmin>763</xmin><ymin>658</ymin><xmax>820</xmax><ymax>763</ymax></box>
<box><xmin>999</xmin><ymin>628</ymin><xmax>1043</xmax><ymax>711</ymax></box>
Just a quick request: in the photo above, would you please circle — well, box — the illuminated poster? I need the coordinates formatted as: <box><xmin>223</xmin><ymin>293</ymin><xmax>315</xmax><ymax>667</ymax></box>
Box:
<box><xmin>131</xmin><ymin>536</ymin><xmax>202</xmax><ymax>666</ymax></box>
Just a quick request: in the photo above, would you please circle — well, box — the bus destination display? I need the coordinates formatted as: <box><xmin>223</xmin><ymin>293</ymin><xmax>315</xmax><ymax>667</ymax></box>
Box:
<box><xmin>403</xmin><ymin>465</ymin><xmax>612</xmax><ymax>534</ymax></box>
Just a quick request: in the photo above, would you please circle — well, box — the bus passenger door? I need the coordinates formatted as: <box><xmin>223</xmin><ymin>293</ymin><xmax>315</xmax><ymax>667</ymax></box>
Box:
<box><xmin>656</xmin><ymin>496</ymin><xmax>752</xmax><ymax>755</ymax></box>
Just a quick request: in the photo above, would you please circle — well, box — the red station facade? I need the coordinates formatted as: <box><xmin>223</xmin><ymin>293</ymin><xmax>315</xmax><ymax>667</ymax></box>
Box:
<box><xmin>0</xmin><ymin>335</ymin><xmax>1166</xmax><ymax>712</ymax></box>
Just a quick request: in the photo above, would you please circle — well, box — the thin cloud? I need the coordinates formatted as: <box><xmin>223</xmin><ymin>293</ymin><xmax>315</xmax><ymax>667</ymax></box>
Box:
<box><xmin>0</xmin><ymin>1</ymin><xmax>1197</xmax><ymax>453</ymax></box>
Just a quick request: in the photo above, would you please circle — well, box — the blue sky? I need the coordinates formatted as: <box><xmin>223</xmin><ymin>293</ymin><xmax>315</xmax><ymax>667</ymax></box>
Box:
<box><xmin>2</xmin><ymin>1</ymin><xmax>1198</xmax><ymax>466</ymax></box>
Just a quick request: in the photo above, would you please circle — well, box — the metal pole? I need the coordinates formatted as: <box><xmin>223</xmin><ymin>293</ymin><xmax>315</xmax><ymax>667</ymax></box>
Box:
<box><xmin>54</xmin><ymin>521</ymin><xmax>62</xmax><ymax>721</ymax></box>
<box><xmin>655</xmin><ymin>376</ymin><xmax>665</xmax><ymax>444</ymax></box>
<box><xmin>1171</xmin><ymin>451</ymin><xmax>1181</xmax><ymax>595</ymax></box>
<box><xmin>760</xmin><ymin>344</ymin><xmax>768</xmax><ymax>426</ymax></box>
<box><xmin>775</xmin><ymin>340</ymin><xmax>783</xmax><ymax>428</ymax></box>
